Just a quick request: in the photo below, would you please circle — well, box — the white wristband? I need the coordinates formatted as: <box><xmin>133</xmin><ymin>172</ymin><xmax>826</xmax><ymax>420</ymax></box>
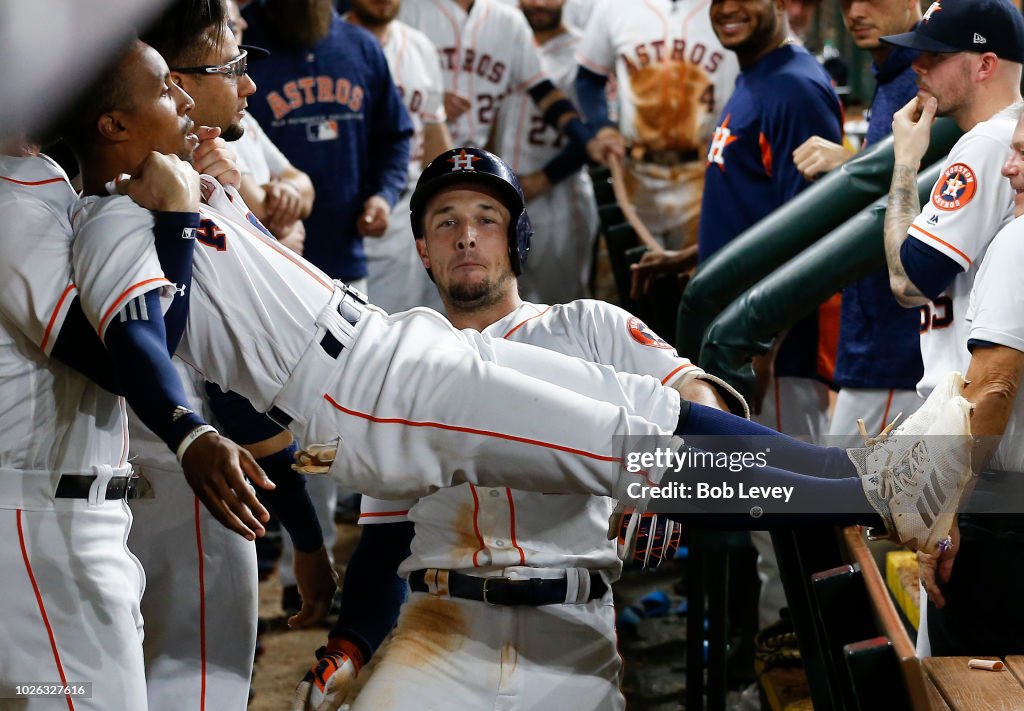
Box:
<box><xmin>176</xmin><ymin>425</ymin><xmax>218</xmax><ymax>464</ymax></box>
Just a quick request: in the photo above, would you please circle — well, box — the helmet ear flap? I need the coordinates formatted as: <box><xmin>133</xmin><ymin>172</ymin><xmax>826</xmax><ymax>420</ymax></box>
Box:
<box><xmin>511</xmin><ymin>210</ymin><xmax>532</xmax><ymax>275</ymax></box>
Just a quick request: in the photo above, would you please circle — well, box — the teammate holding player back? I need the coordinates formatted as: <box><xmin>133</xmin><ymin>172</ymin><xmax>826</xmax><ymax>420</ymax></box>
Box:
<box><xmin>63</xmin><ymin>28</ymin><xmax>972</xmax><ymax>590</ymax></box>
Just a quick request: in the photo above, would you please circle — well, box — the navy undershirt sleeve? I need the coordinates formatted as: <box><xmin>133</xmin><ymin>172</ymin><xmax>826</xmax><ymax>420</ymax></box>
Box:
<box><xmin>51</xmin><ymin>298</ymin><xmax>123</xmax><ymax>394</ymax></box>
<box><xmin>329</xmin><ymin>521</ymin><xmax>414</xmax><ymax>662</ymax></box>
<box><xmin>574</xmin><ymin>66</ymin><xmax>611</xmax><ymax>128</ymax></box>
<box><xmin>152</xmin><ymin>211</ymin><xmax>199</xmax><ymax>352</ymax></box>
<box><xmin>103</xmin><ymin>289</ymin><xmax>206</xmax><ymax>451</ymax></box>
<box><xmin>254</xmin><ymin>443</ymin><xmax>324</xmax><ymax>553</ymax></box>
<box><xmin>900</xmin><ymin>237</ymin><xmax>963</xmax><ymax>301</ymax></box>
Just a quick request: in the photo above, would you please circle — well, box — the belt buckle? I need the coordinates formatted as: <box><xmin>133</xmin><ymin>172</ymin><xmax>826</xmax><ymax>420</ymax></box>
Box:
<box><xmin>481</xmin><ymin>576</ymin><xmax>510</xmax><ymax>606</ymax></box>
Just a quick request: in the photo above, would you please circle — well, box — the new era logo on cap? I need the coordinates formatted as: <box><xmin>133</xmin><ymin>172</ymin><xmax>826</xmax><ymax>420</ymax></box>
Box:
<box><xmin>880</xmin><ymin>0</ymin><xmax>1024</xmax><ymax>64</ymax></box>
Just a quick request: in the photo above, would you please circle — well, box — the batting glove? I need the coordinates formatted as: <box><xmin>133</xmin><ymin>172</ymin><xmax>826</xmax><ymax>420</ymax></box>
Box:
<box><xmin>292</xmin><ymin>642</ymin><xmax>361</xmax><ymax>711</ymax></box>
<box><xmin>616</xmin><ymin>511</ymin><xmax>683</xmax><ymax>569</ymax></box>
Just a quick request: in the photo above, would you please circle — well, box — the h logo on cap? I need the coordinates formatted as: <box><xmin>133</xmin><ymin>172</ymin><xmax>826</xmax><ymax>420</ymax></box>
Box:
<box><xmin>923</xmin><ymin>0</ymin><xmax>942</xmax><ymax>22</ymax></box>
<box><xmin>448</xmin><ymin>149</ymin><xmax>480</xmax><ymax>172</ymax></box>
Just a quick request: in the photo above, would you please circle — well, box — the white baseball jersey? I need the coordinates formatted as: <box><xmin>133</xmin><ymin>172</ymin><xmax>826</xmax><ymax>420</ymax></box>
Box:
<box><xmin>577</xmin><ymin>0</ymin><xmax>739</xmax><ymax>154</ymax></box>
<box><xmin>363</xmin><ymin>17</ymin><xmax>448</xmax><ymax>314</ymax></box>
<box><xmin>72</xmin><ymin>177</ymin><xmax>684</xmax><ymax>507</ymax></box>
<box><xmin>234</xmin><ymin>112</ymin><xmax>291</xmax><ymax>185</ymax></box>
<box><xmin>0</xmin><ymin>154</ymin><xmax>145</xmax><ymax>709</ymax></box>
<box><xmin>399</xmin><ymin>0</ymin><xmax>547</xmax><ymax>147</ymax></box>
<box><xmin>966</xmin><ymin>214</ymin><xmax>1024</xmax><ymax>473</ymax></box>
<box><xmin>494</xmin><ymin>26</ymin><xmax>598</xmax><ymax>303</ymax></box>
<box><xmin>492</xmin><ymin>0</ymin><xmax>596</xmax><ymax>32</ymax></box>
<box><xmin>908</xmin><ymin>105</ymin><xmax>1017</xmax><ymax>397</ymax></box>
<box><xmin>360</xmin><ymin>299</ymin><xmax>701</xmax><ymax>576</ymax></box>
<box><xmin>127</xmin><ymin>359</ymin><xmax>258</xmax><ymax>711</ymax></box>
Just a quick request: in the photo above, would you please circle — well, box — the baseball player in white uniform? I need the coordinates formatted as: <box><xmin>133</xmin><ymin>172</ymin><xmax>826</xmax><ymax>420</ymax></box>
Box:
<box><xmin>398</xmin><ymin>0</ymin><xmax>607</xmax><ymax>171</ymax></box>
<box><xmin>575</xmin><ymin>0</ymin><xmax>740</xmax><ymax>249</ymax></box>
<box><xmin>65</xmin><ymin>42</ymin><xmax>971</xmax><ymax>581</ymax></box>
<box><xmin>0</xmin><ymin>140</ymin><xmax>202</xmax><ymax>709</ymax></box>
<box><xmin>879</xmin><ymin>0</ymin><xmax>1024</xmax><ymax>652</ymax></box>
<box><xmin>347</xmin><ymin>0</ymin><xmax>451</xmax><ymax>314</ymax></box>
<box><xmin>493</xmin><ymin>0</ymin><xmax>599</xmax><ymax>304</ymax></box>
<box><xmin>292</xmin><ymin>147</ymin><xmax>722</xmax><ymax>711</ymax></box>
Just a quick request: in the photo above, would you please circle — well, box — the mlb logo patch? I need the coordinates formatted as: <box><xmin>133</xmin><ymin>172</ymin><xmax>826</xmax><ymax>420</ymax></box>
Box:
<box><xmin>307</xmin><ymin>120</ymin><xmax>339</xmax><ymax>142</ymax></box>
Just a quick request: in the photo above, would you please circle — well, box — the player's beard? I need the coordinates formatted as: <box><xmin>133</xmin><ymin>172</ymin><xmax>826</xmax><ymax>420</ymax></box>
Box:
<box><xmin>221</xmin><ymin>122</ymin><xmax>244</xmax><ymax>142</ymax></box>
<box><xmin>351</xmin><ymin>2</ymin><xmax>399</xmax><ymax>28</ymax></box>
<box><xmin>443</xmin><ymin>270</ymin><xmax>514</xmax><ymax>314</ymax></box>
<box><xmin>265</xmin><ymin>0</ymin><xmax>334</xmax><ymax>49</ymax></box>
<box><xmin>523</xmin><ymin>7</ymin><xmax>562</xmax><ymax>34</ymax></box>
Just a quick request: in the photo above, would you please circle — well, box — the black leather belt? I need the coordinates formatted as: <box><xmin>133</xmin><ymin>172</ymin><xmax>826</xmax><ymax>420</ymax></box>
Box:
<box><xmin>54</xmin><ymin>474</ymin><xmax>142</xmax><ymax>501</ymax></box>
<box><xmin>268</xmin><ymin>287</ymin><xmax>366</xmax><ymax>429</ymax></box>
<box><xmin>408</xmin><ymin>569</ymin><xmax>608</xmax><ymax>606</ymax></box>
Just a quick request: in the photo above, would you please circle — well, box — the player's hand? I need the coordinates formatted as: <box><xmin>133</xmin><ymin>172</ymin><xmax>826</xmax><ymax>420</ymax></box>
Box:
<box><xmin>192</xmin><ymin>126</ymin><xmax>242</xmax><ymax>189</ymax></box>
<box><xmin>918</xmin><ymin>519</ymin><xmax>959</xmax><ymax>608</ymax></box>
<box><xmin>615</xmin><ymin>511</ymin><xmax>683</xmax><ymax>569</ymax></box>
<box><xmin>518</xmin><ymin>171</ymin><xmax>551</xmax><ymax>201</ymax></box>
<box><xmin>892</xmin><ymin>96</ymin><xmax>937</xmax><ymax>168</ymax></box>
<box><xmin>288</xmin><ymin>546</ymin><xmax>339</xmax><ymax>629</ymax></box>
<box><xmin>292</xmin><ymin>645</ymin><xmax>360</xmax><ymax>711</ymax></box>
<box><xmin>277</xmin><ymin>219</ymin><xmax>306</xmax><ymax>255</ymax></box>
<box><xmin>357</xmin><ymin>195</ymin><xmax>390</xmax><ymax>237</ymax></box>
<box><xmin>181</xmin><ymin>431</ymin><xmax>274</xmax><ymax>540</ymax></box>
<box><xmin>117</xmin><ymin>151</ymin><xmax>201</xmax><ymax>213</ymax></box>
<box><xmin>443</xmin><ymin>91</ymin><xmax>472</xmax><ymax>122</ymax></box>
<box><xmin>586</xmin><ymin>126</ymin><xmax>626</xmax><ymax>166</ymax></box>
<box><xmin>264</xmin><ymin>180</ymin><xmax>306</xmax><ymax>231</ymax></box>
<box><xmin>792</xmin><ymin>136</ymin><xmax>854</xmax><ymax>181</ymax></box>
<box><xmin>629</xmin><ymin>246</ymin><xmax>697</xmax><ymax>300</ymax></box>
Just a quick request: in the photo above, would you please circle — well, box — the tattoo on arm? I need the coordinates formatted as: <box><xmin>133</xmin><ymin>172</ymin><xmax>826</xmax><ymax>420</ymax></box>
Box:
<box><xmin>884</xmin><ymin>164</ymin><xmax>926</xmax><ymax>300</ymax></box>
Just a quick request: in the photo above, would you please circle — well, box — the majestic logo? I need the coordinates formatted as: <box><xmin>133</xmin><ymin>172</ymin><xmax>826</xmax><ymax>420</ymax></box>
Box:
<box><xmin>931</xmin><ymin>162</ymin><xmax>977</xmax><ymax>211</ymax></box>
<box><xmin>627</xmin><ymin>317</ymin><xmax>674</xmax><ymax>350</ymax></box>
<box><xmin>922</xmin><ymin>1</ymin><xmax>942</xmax><ymax>22</ymax></box>
<box><xmin>706</xmin><ymin>114</ymin><xmax>739</xmax><ymax>171</ymax></box>
<box><xmin>448</xmin><ymin>149</ymin><xmax>480</xmax><ymax>172</ymax></box>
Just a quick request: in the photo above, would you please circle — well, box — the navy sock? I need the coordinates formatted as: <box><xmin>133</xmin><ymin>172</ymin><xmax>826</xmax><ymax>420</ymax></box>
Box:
<box><xmin>675</xmin><ymin>402</ymin><xmax>857</xmax><ymax>479</ymax></box>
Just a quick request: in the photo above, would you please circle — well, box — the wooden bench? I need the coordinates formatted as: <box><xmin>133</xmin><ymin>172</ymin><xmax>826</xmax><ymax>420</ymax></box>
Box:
<box><xmin>834</xmin><ymin>527</ymin><xmax>1024</xmax><ymax>710</ymax></box>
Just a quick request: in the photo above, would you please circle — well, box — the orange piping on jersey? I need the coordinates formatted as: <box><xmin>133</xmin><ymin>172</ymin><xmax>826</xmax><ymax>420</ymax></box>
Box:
<box><xmin>324</xmin><ymin>393</ymin><xmax>626</xmax><ymax>465</ymax></box>
<box><xmin>908</xmin><ymin>224</ymin><xmax>972</xmax><ymax>265</ymax></box>
<box><xmin>98</xmin><ymin>277</ymin><xmax>172</xmax><ymax>337</ymax></box>
<box><xmin>229</xmin><ymin>211</ymin><xmax>334</xmax><ymax>291</ymax></box>
<box><xmin>759</xmin><ymin>132</ymin><xmax>772</xmax><ymax>177</ymax></box>
<box><xmin>502</xmin><ymin>306</ymin><xmax>551</xmax><ymax>339</ymax></box>
<box><xmin>40</xmin><ymin>283</ymin><xmax>77</xmax><ymax>353</ymax></box>
<box><xmin>0</xmin><ymin>175</ymin><xmax>65</xmax><ymax>187</ymax></box>
<box><xmin>18</xmin><ymin>510</ymin><xmax>76</xmax><ymax>711</ymax></box>
<box><xmin>512</xmin><ymin>71</ymin><xmax>548</xmax><ymax>95</ymax></box>
<box><xmin>359</xmin><ymin>509</ymin><xmax>411</xmax><ymax>518</ymax></box>
<box><xmin>661</xmin><ymin>362</ymin><xmax>696</xmax><ymax>385</ymax></box>
<box><xmin>469</xmin><ymin>485</ymin><xmax>486</xmax><ymax>567</ymax></box>
<box><xmin>879</xmin><ymin>389</ymin><xmax>895</xmax><ymax>433</ymax></box>
<box><xmin>504</xmin><ymin>488</ymin><xmax>527</xmax><ymax>565</ymax></box>
<box><xmin>193</xmin><ymin>497</ymin><xmax>208</xmax><ymax>711</ymax></box>
<box><xmin>577</xmin><ymin>55</ymin><xmax>611</xmax><ymax>77</ymax></box>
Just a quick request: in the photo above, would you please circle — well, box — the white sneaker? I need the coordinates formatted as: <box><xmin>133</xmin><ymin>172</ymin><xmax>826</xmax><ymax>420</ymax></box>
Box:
<box><xmin>849</xmin><ymin>371</ymin><xmax>974</xmax><ymax>553</ymax></box>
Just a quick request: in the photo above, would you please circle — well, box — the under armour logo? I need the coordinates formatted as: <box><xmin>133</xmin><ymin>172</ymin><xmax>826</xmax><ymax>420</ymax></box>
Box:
<box><xmin>973</xmin><ymin>32</ymin><xmax>987</xmax><ymax>44</ymax></box>
<box><xmin>173</xmin><ymin>283</ymin><xmax>187</xmax><ymax>297</ymax></box>
<box><xmin>447</xmin><ymin>149</ymin><xmax>480</xmax><ymax>172</ymax></box>
<box><xmin>922</xmin><ymin>1</ymin><xmax>941</xmax><ymax>22</ymax></box>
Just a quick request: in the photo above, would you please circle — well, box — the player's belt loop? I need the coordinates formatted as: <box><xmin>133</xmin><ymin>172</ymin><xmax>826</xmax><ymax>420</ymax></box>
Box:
<box><xmin>564</xmin><ymin>568</ymin><xmax>591</xmax><ymax>604</ymax></box>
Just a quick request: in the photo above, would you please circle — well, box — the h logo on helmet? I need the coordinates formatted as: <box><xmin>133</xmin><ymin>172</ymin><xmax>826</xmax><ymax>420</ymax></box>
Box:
<box><xmin>922</xmin><ymin>1</ymin><xmax>941</xmax><ymax>23</ymax></box>
<box><xmin>448</xmin><ymin>149</ymin><xmax>480</xmax><ymax>172</ymax></box>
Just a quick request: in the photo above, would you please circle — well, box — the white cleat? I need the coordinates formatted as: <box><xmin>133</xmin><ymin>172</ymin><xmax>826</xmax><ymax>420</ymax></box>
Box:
<box><xmin>849</xmin><ymin>371</ymin><xmax>975</xmax><ymax>554</ymax></box>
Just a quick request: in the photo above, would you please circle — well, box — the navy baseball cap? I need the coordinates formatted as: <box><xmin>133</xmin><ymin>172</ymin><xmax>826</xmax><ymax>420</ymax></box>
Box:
<box><xmin>881</xmin><ymin>0</ymin><xmax>1024</xmax><ymax>63</ymax></box>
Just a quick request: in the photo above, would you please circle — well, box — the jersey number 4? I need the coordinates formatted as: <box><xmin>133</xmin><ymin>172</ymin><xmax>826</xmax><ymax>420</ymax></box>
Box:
<box><xmin>919</xmin><ymin>295</ymin><xmax>953</xmax><ymax>333</ymax></box>
<box><xmin>196</xmin><ymin>219</ymin><xmax>228</xmax><ymax>252</ymax></box>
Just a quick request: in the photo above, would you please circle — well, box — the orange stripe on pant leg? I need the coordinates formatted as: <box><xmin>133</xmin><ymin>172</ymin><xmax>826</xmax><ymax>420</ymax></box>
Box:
<box><xmin>17</xmin><ymin>510</ymin><xmax>75</xmax><ymax>711</ymax></box>
<box><xmin>194</xmin><ymin>497</ymin><xmax>207</xmax><ymax>711</ymax></box>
